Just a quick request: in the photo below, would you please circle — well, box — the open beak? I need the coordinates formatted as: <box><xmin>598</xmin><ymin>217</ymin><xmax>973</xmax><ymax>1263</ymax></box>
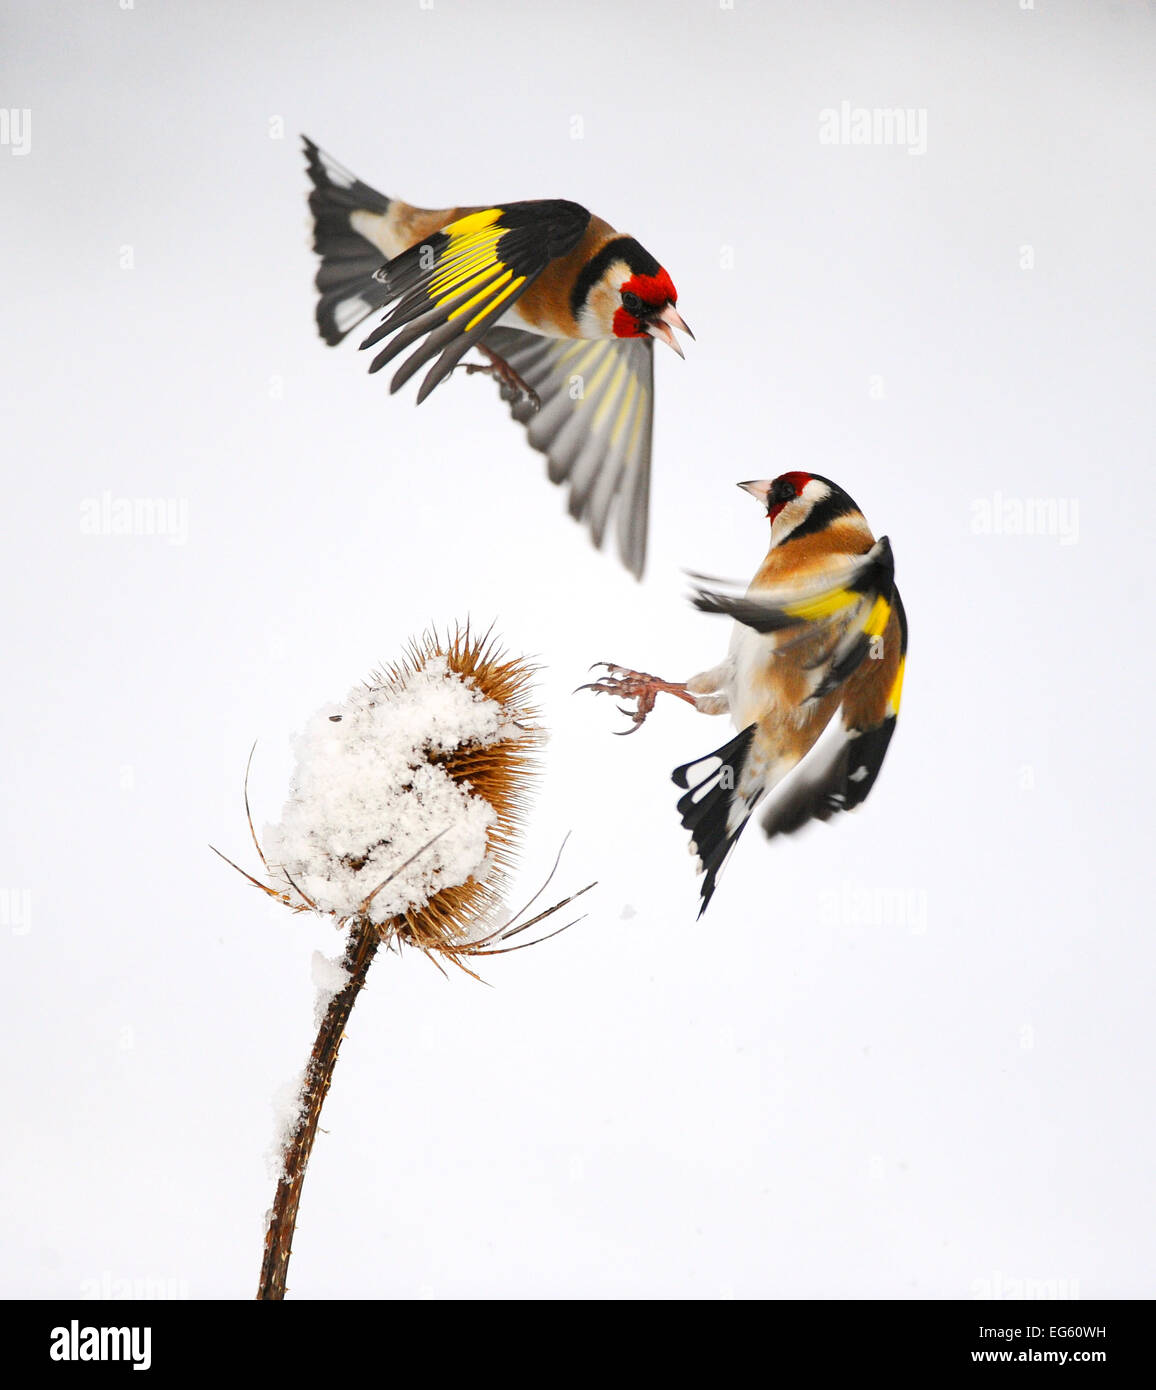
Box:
<box><xmin>738</xmin><ymin>479</ymin><xmax>773</xmax><ymax>505</ymax></box>
<box><xmin>646</xmin><ymin>303</ymin><xmax>695</xmax><ymax>358</ymax></box>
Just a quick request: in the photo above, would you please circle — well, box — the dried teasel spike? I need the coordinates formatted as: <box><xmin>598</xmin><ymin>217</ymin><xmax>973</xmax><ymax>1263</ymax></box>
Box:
<box><xmin>243</xmin><ymin>740</ymin><xmax>269</xmax><ymax>871</ymax></box>
<box><xmin>356</xmin><ymin>826</ymin><xmax>451</xmax><ymax>916</ymax></box>
<box><xmin>208</xmin><ymin>844</ymin><xmax>289</xmax><ymax>902</ymax></box>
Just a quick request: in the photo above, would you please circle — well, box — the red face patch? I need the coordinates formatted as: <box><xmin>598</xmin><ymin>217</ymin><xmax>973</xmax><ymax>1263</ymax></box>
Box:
<box><xmin>767</xmin><ymin>471</ymin><xmax>813</xmax><ymax>523</ymax></box>
<box><xmin>612</xmin><ymin>267</ymin><xmax>679</xmax><ymax>339</ymax></box>
<box><xmin>625</xmin><ymin>267</ymin><xmax>678</xmax><ymax>308</ymax></box>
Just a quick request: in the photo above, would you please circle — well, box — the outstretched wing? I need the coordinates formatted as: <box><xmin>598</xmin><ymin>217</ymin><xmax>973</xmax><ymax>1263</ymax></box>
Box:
<box><xmin>480</xmin><ymin>327</ymin><xmax>655</xmax><ymax>579</ymax></box>
<box><xmin>358</xmin><ymin>201</ymin><xmax>590</xmax><ymax>405</ymax></box>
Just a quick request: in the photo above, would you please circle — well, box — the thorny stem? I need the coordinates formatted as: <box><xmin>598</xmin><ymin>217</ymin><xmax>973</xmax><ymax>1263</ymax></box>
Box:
<box><xmin>256</xmin><ymin>914</ymin><xmax>379</xmax><ymax>1300</ymax></box>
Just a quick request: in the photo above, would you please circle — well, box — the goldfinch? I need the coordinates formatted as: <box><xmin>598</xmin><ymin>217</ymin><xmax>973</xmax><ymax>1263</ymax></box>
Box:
<box><xmin>303</xmin><ymin>137</ymin><xmax>692</xmax><ymax>578</ymax></box>
<box><xmin>583</xmin><ymin>473</ymin><xmax>907</xmax><ymax>914</ymax></box>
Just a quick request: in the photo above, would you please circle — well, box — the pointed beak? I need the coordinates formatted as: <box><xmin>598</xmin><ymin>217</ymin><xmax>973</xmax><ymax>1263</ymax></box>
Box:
<box><xmin>738</xmin><ymin>479</ymin><xmax>773</xmax><ymax>504</ymax></box>
<box><xmin>646</xmin><ymin>303</ymin><xmax>694</xmax><ymax>357</ymax></box>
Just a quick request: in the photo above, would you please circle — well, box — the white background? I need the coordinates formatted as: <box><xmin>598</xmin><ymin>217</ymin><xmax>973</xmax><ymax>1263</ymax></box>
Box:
<box><xmin>2</xmin><ymin>0</ymin><xmax>1154</xmax><ymax>1299</ymax></box>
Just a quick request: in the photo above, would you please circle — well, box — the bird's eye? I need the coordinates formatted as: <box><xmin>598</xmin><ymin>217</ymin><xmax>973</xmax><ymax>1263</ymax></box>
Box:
<box><xmin>620</xmin><ymin>291</ymin><xmax>645</xmax><ymax>318</ymax></box>
<box><xmin>770</xmin><ymin>478</ymin><xmax>797</xmax><ymax>504</ymax></box>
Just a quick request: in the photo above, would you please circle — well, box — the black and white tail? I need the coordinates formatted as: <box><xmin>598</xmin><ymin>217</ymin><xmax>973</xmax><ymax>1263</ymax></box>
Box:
<box><xmin>302</xmin><ymin>137</ymin><xmax>394</xmax><ymax>345</ymax></box>
<box><xmin>672</xmin><ymin>723</ymin><xmax>760</xmax><ymax>917</ymax></box>
<box><xmin>760</xmin><ymin>716</ymin><xmax>897</xmax><ymax>840</ymax></box>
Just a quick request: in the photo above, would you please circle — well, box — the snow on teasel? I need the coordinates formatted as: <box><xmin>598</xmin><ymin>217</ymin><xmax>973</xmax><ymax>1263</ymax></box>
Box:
<box><xmin>260</xmin><ymin>626</ymin><xmax>541</xmax><ymax>954</ymax></box>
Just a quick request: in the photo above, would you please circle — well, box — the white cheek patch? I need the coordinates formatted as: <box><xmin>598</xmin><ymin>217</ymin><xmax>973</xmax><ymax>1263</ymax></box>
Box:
<box><xmin>578</xmin><ymin>258</ymin><xmax>632</xmax><ymax>338</ymax></box>
<box><xmin>771</xmin><ymin>498</ymin><xmax>807</xmax><ymax>545</ymax></box>
<box><xmin>574</xmin><ymin>303</ymin><xmax>602</xmax><ymax>337</ymax></box>
<box><xmin>773</xmin><ymin>480</ymin><xmax>831</xmax><ymax>545</ymax></box>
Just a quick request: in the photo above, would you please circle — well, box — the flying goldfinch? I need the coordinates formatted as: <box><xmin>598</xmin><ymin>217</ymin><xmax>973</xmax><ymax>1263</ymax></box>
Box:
<box><xmin>583</xmin><ymin>473</ymin><xmax>907</xmax><ymax>913</ymax></box>
<box><xmin>302</xmin><ymin>137</ymin><xmax>692</xmax><ymax>578</ymax></box>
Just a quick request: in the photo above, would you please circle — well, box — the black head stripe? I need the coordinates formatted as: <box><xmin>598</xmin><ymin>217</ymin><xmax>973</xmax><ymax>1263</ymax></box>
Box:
<box><xmin>570</xmin><ymin>236</ymin><xmax>662</xmax><ymax>318</ymax></box>
<box><xmin>783</xmin><ymin>488</ymin><xmax>858</xmax><ymax>545</ymax></box>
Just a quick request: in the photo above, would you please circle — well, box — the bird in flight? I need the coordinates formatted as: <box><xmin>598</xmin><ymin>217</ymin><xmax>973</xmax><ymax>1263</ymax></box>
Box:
<box><xmin>583</xmin><ymin>473</ymin><xmax>907</xmax><ymax>913</ymax></box>
<box><xmin>303</xmin><ymin>136</ymin><xmax>692</xmax><ymax>578</ymax></box>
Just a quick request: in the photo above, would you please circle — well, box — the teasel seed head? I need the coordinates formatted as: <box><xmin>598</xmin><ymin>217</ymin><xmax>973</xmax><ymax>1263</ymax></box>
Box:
<box><xmin>213</xmin><ymin>622</ymin><xmax>598</xmax><ymax>976</ymax></box>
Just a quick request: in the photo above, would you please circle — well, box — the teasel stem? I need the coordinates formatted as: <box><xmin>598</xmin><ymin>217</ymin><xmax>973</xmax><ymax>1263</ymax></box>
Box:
<box><xmin>255</xmin><ymin>832</ymin><xmax>451</xmax><ymax>1301</ymax></box>
<box><xmin>256</xmin><ymin>911</ymin><xmax>379</xmax><ymax>1300</ymax></box>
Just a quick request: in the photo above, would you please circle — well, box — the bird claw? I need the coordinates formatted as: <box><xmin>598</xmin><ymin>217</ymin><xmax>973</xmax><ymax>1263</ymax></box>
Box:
<box><xmin>577</xmin><ymin>663</ymin><xmax>666</xmax><ymax>733</ymax></box>
<box><xmin>463</xmin><ymin>351</ymin><xmax>541</xmax><ymax>412</ymax></box>
<box><xmin>614</xmin><ymin>705</ymin><xmax>645</xmax><ymax>736</ymax></box>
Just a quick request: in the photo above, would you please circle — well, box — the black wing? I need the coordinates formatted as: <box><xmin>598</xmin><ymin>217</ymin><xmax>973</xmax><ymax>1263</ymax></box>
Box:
<box><xmin>358</xmin><ymin>201</ymin><xmax>590</xmax><ymax>404</ymax></box>
<box><xmin>760</xmin><ymin>588</ymin><xmax>906</xmax><ymax>838</ymax></box>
